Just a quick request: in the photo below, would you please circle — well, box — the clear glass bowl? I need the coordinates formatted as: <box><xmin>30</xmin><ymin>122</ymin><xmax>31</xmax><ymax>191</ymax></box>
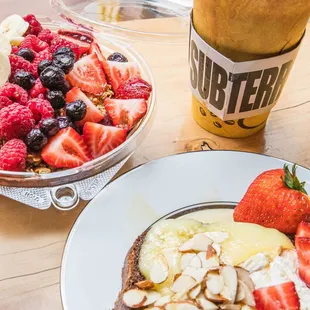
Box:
<box><xmin>50</xmin><ymin>0</ymin><xmax>190</xmax><ymax>44</ymax></box>
<box><xmin>0</xmin><ymin>18</ymin><xmax>156</xmax><ymax>188</ymax></box>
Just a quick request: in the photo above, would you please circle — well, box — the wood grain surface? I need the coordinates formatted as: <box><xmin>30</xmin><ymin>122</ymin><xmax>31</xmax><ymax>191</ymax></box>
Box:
<box><xmin>0</xmin><ymin>1</ymin><xmax>310</xmax><ymax>309</ymax></box>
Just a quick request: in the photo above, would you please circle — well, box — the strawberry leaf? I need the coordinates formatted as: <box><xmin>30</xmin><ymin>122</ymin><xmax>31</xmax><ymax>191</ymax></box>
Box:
<box><xmin>282</xmin><ymin>164</ymin><xmax>308</xmax><ymax>195</ymax></box>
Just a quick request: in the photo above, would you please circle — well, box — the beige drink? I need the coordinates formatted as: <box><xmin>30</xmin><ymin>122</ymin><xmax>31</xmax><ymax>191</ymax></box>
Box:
<box><xmin>191</xmin><ymin>0</ymin><xmax>310</xmax><ymax>138</ymax></box>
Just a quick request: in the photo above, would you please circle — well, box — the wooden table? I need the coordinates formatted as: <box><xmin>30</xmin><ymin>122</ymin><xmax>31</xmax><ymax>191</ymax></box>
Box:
<box><xmin>0</xmin><ymin>2</ymin><xmax>310</xmax><ymax>309</ymax></box>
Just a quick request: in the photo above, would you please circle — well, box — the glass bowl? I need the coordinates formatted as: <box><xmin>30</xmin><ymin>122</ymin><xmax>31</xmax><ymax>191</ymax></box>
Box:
<box><xmin>0</xmin><ymin>18</ymin><xmax>156</xmax><ymax>188</ymax></box>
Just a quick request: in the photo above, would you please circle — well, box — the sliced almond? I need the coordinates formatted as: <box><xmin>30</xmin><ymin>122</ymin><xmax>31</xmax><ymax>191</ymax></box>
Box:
<box><xmin>123</xmin><ymin>289</ymin><xmax>148</xmax><ymax>308</ymax></box>
<box><xmin>188</xmin><ymin>283</ymin><xmax>202</xmax><ymax>299</ymax></box>
<box><xmin>238</xmin><ymin>280</ymin><xmax>255</xmax><ymax>307</ymax></box>
<box><xmin>180</xmin><ymin>253</ymin><xmax>196</xmax><ymax>270</ymax></box>
<box><xmin>235</xmin><ymin>267</ymin><xmax>255</xmax><ymax>292</ymax></box>
<box><xmin>182</xmin><ymin>266</ymin><xmax>208</xmax><ymax>283</ymax></box>
<box><xmin>165</xmin><ymin>301</ymin><xmax>200</xmax><ymax>310</ymax></box>
<box><xmin>143</xmin><ymin>291</ymin><xmax>162</xmax><ymax>307</ymax></box>
<box><xmin>147</xmin><ymin>308</ymin><xmax>162</xmax><ymax>310</ymax></box>
<box><xmin>220</xmin><ymin>266</ymin><xmax>238</xmax><ymax>303</ymax></box>
<box><xmin>171</xmin><ymin>275</ymin><xmax>197</xmax><ymax>293</ymax></box>
<box><xmin>204</xmin><ymin>232</ymin><xmax>229</xmax><ymax>243</ymax></box>
<box><xmin>206</xmin><ymin>272</ymin><xmax>224</xmax><ymax>295</ymax></box>
<box><xmin>220</xmin><ymin>286</ymin><xmax>232</xmax><ymax>301</ymax></box>
<box><xmin>179</xmin><ymin>234</ymin><xmax>212</xmax><ymax>252</ymax></box>
<box><xmin>172</xmin><ymin>290</ymin><xmax>188</xmax><ymax>301</ymax></box>
<box><xmin>189</xmin><ymin>255</ymin><xmax>202</xmax><ymax>268</ymax></box>
<box><xmin>220</xmin><ymin>305</ymin><xmax>242</xmax><ymax>310</ymax></box>
<box><xmin>212</xmin><ymin>243</ymin><xmax>221</xmax><ymax>256</ymax></box>
<box><xmin>236</xmin><ymin>281</ymin><xmax>245</xmax><ymax>302</ymax></box>
<box><xmin>198</xmin><ymin>252</ymin><xmax>220</xmax><ymax>269</ymax></box>
<box><xmin>150</xmin><ymin>254</ymin><xmax>169</xmax><ymax>284</ymax></box>
<box><xmin>136</xmin><ymin>280</ymin><xmax>154</xmax><ymax>290</ymax></box>
<box><xmin>154</xmin><ymin>295</ymin><xmax>171</xmax><ymax>306</ymax></box>
<box><xmin>206</xmin><ymin>245</ymin><xmax>217</xmax><ymax>259</ymax></box>
<box><xmin>204</xmin><ymin>288</ymin><xmax>227</xmax><ymax>302</ymax></box>
<box><xmin>196</xmin><ymin>294</ymin><xmax>219</xmax><ymax>310</ymax></box>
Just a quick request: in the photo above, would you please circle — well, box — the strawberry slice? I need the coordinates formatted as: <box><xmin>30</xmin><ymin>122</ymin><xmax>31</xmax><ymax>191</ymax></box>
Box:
<box><xmin>66</xmin><ymin>87</ymin><xmax>104</xmax><ymax>126</ymax></box>
<box><xmin>298</xmin><ymin>257</ymin><xmax>310</xmax><ymax>287</ymax></box>
<box><xmin>104</xmin><ymin>98</ymin><xmax>147</xmax><ymax>130</ymax></box>
<box><xmin>115</xmin><ymin>77</ymin><xmax>152</xmax><ymax>100</ymax></box>
<box><xmin>253</xmin><ymin>282</ymin><xmax>300</xmax><ymax>310</ymax></box>
<box><xmin>66</xmin><ymin>53</ymin><xmax>107</xmax><ymax>96</ymax></box>
<box><xmin>296</xmin><ymin>221</ymin><xmax>310</xmax><ymax>238</ymax></box>
<box><xmin>102</xmin><ymin>60</ymin><xmax>141</xmax><ymax>91</ymax></box>
<box><xmin>89</xmin><ymin>42</ymin><xmax>106</xmax><ymax>70</ymax></box>
<box><xmin>41</xmin><ymin>127</ymin><xmax>92</xmax><ymax>168</ymax></box>
<box><xmin>296</xmin><ymin>237</ymin><xmax>310</xmax><ymax>263</ymax></box>
<box><xmin>83</xmin><ymin>122</ymin><xmax>127</xmax><ymax>158</ymax></box>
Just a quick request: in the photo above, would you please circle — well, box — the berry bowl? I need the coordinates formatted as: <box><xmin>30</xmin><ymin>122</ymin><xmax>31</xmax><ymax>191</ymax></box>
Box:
<box><xmin>0</xmin><ymin>16</ymin><xmax>155</xmax><ymax>209</ymax></box>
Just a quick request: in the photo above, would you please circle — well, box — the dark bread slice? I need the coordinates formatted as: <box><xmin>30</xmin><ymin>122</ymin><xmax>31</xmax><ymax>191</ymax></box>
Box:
<box><xmin>114</xmin><ymin>231</ymin><xmax>148</xmax><ymax>310</ymax></box>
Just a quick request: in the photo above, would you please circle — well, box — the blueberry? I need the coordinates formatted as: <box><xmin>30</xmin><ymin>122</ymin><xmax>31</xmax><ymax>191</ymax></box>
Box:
<box><xmin>53</xmin><ymin>47</ymin><xmax>75</xmax><ymax>60</ymax></box>
<box><xmin>14</xmin><ymin>71</ymin><xmax>35</xmax><ymax>90</ymax></box>
<box><xmin>38</xmin><ymin>59</ymin><xmax>53</xmax><ymax>76</ymax></box>
<box><xmin>25</xmin><ymin>129</ymin><xmax>48</xmax><ymax>151</ymax></box>
<box><xmin>59</xmin><ymin>80</ymin><xmax>71</xmax><ymax>95</ymax></box>
<box><xmin>46</xmin><ymin>90</ymin><xmax>65</xmax><ymax>110</ymax></box>
<box><xmin>39</xmin><ymin>66</ymin><xmax>66</xmax><ymax>91</ymax></box>
<box><xmin>100</xmin><ymin>115</ymin><xmax>113</xmax><ymax>126</ymax></box>
<box><xmin>16</xmin><ymin>48</ymin><xmax>35</xmax><ymax>62</ymax></box>
<box><xmin>107</xmin><ymin>52</ymin><xmax>128</xmax><ymax>62</ymax></box>
<box><xmin>52</xmin><ymin>54</ymin><xmax>75</xmax><ymax>74</ymax></box>
<box><xmin>57</xmin><ymin>116</ymin><xmax>74</xmax><ymax>130</ymax></box>
<box><xmin>65</xmin><ymin>100</ymin><xmax>87</xmax><ymax>121</ymax></box>
<box><xmin>40</xmin><ymin>118</ymin><xmax>60</xmax><ymax>137</ymax></box>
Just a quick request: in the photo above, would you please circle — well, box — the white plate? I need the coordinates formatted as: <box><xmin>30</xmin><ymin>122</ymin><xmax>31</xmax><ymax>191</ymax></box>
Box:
<box><xmin>61</xmin><ymin>151</ymin><xmax>310</xmax><ymax>310</ymax></box>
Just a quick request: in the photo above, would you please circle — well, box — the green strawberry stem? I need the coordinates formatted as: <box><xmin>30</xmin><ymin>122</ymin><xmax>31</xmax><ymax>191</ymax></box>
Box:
<box><xmin>281</xmin><ymin>164</ymin><xmax>308</xmax><ymax>195</ymax></box>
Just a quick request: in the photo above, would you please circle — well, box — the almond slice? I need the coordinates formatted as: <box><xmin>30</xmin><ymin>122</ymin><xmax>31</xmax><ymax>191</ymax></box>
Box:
<box><xmin>238</xmin><ymin>280</ymin><xmax>255</xmax><ymax>307</ymax></box>
<box><xmin>198</xmin><ymin>252</ymin><xmax>220</xmax><ymax>269</ymax></box>
<box><xmin>123</xmin><ymin>289</ymin><xmax>148</xmax><ymax>308</ymax></box>
<box><xmin>171</xmin><ymin>275</ymin><xmax>197</xmax><ymax>293</ymax></box>
<box><xmin>189</xmin><ymin>255</ymin><xmax>202</xmax><ymax>268</ymax></box>
<box><xmin>150</xmin><ymin>254</ymin><xmax>169</xmax><ymax>284</ymax></box>
<box><xmin>220</xmin><ymin>305</ymin><xmax>242</xmax><ymax>310</ymax></box>
<box><xmin>147</xmin><ymin>308</ymin><xmax>162</xmax><ymax>310</ymax></box>
<box><xmin>179</xmin><ymin>234</ymin><xmax>213</xmax><ymax>252</ymax></box>
<box><xmin>220</xmin><ymin>286</ymin><xmax>232</xmax><ymax>301</ymax></box>
<box><xmin>182</xmin><ymin>266</ymin><xmax>208</xmax><ymax>283</ymax></box>
<box><xmin>206</xmin><ymin>245</ymin><xmax>217</xmax><ymax>259</ymax></box>
<box><xmin>196</xmin><ymin>294</ymin><xmax>218</xmax><ymax>310</ymax></box>
<box><xmin>204</xmin><ymin>289</ymin><xmax>227</xmax><ymax>302</ymax></box>
<box><xmin>204</xmin><ymin>232</ymin><xmax>229</xmax><ymax>243</ymax></box>
<box><xmin>236</xmin><ymin>281</ymin><xmax>245</xmax><ymax>302</ymax></box>
<box><xmin>235</xmin><ymin>267</ymin><xmax>255</xmax><ymax>292</ymax></box>
<box><xmin>212</xmin><ymin>243</ymin><xmax>221</xmax><ymax>256</ymax></box>
<box><xmin>136</xmin><ymin>280</ymin><xmax>154</xmax><ymax>290</ymax></box>
<box><xmin>188</xmin><ymin>283</ymin><xmax>202</xmax><ymax>299</ymax></box>
<box><xmin>206</xmin><ymin>272</ymin><xmax>224</xmax><ymax>295</ymax></box>
<box><xmin>220</xmin><ymin>266</ymin><xmax>238</xmax><ymax>303</ymax></box>
<box><xmin>154</xmin><ymin>295</ymin><xmax>171</xmax><ymax>306</ymax></box>
<box><xmin>143</xmin><ymin>291</ymin><xmax>162</xmax><ymax>306</ymax></box>
<box><xmin>164</xmin><ymin>301</ymin><xmax>200</xmax><ymax>310</ymax></box>
<box><xmin>180</xmin><ymin>253</ymin><xmax>196</xmax><ymax>270</ymax></box>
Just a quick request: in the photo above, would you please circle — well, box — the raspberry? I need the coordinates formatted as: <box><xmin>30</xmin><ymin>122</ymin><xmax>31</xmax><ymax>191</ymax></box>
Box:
<box><xmin>11</xmin><ymin>45</ymin><xmax>19</xmax><ymax>54</ymax></box>
<box><xmin>38</xmin><ymin>29</ymin><xmax>58</xmax><ymax>45</ymax></box>
<box><xmin>32</xmin><ymin>49</ymin><xmax>52</xmax><ymax>75</ymax></box>
<box><xmin>27</xmin><ymin>98</ymin><xmax>54</xmax><ymax>122</ymax></box>
<box><xmin>0</xmin><ymin>139</ymin><xmax>27</xmax><ymax>171</ymax></box>
<box><xmin>0</xmin><ymin>83</ymin><xmax>29</xmax><ymax>106</ymax></box>
<box><xmin>0</xmin><ymin>96</ymin><xmax>13</xmax><ymax>109</ymax></box>
<box><xmin>50</xmin><ymin>37</ymin><xmax>80</xmax><ymax>59</ymax></box>
<box><xmin>0</xmin><ymin>103</ymin><xmax>35</xmax><ymax>140</ymax></box>
<box><xmin>20</xmin><ymin>35</ymin><xmax>49</xmax><ymax>53</ymax></box>
<box><xmin>9</xmin><ymin>54</ymin><xmax>37</xmax><ymax>79</ymax></box>
<box><xmin>23</xmin><ymin>14</ymin><xmax>43</xmax><ymax>36</ymax></box>
<box><xmin>29</xmin><ymin>79</ymin><xmax>47</xmax><ymax>98</ymax></box>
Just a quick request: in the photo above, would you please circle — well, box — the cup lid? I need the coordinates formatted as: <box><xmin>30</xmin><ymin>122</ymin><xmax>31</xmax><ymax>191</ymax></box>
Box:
<box><xmin>51</xmin><ymin>0</ymin><xmax>191</xmax><ymax>44</ymax></box>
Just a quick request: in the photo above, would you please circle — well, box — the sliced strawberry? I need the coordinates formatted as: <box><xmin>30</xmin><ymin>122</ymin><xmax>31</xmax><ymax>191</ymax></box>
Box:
<box><xmin>102</xmin><ymin>60</ymin><xmax>141</xmax><ymax>91</ymax></box>
<box><xmin>66</xmin><ymin>87</ymin><xmax>104</xmax><ymax>125</ymax></box>
<box><xmin>66</xmin><ymin>53</ymin><xmax>107</xmax><ymax>95</ymax></box>
<box><xmin>41</xmin><ymin>127</ymin><xmax>92</xmax><ymax>168</ymax></box>
<box><xmin>115</xmin><ymin>77</ymin><xmax>152</xmax><ymax>100</ymax></box>
<box><xmin>298</xmin><ymin>256</ymin><xmax>310</xmax><ymax>287</ymax></box>
<box><xmin>296</xmin><ymin>221</ymin><xmax>310</xmax><ymax>238</ymax></box>
<box><xmin>253</xmin><ymin>282</ymin><xmax>300</xmax><ymax>310</ymax></box>
<box><xmin>83</xmin><ymin>122</ymin><xmax>126</xmax><ymax>158</ymax></box>
<box><xmin>89</xmin><ymin>42</ymin><xmax>106</xmax><ymax>70</ymax></box>
<box><xmin>104</xmin><ymin>98</ymin><xmax>147</xmax><ymax>130</ymax></box>
<box><xmin>296</xmin><ymin>237</ymin><xmax>310</xmax><ymax>263</ymax></box>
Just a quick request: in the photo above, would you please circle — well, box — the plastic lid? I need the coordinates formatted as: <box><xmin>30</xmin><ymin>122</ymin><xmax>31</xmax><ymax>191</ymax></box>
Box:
<box><xmin>50</xmin><ymin>0</ymin><xmax>191</xmax><ymax>44</ymax></box>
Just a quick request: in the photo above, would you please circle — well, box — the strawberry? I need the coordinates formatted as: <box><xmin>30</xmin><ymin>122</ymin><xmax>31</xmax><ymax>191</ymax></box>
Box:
<box><xmin>298</xmin><ymin>257</ymin><xmax>310</xmax><ymax>287</ymax></box>
<box><xmin>41</xmin><ymin>127</ymin><xmax>91</xmax><ymax>168</ymax></box>
<box><xmin>115</xmin><ymin>77</ymin><xmax>152</xmax><ymax>100</ymax></box>
<box><xmin>296</xmin><ymin>237</ymin><xmax>310</xmax><ymax>263</ymax></box>
<box><xmin>66</xmin><ymin>87</ymin><xmax>104</xmax><ymax>126</ymax></box>
<box><xmin>253</xmin><ymin>282</ymin><xmax>300</xmax><ymax>310</ymax></box>
<box><xmin>83</xmin><ymin>122</ymin><xmax>127</xmax><ymax>158</ymax></box>
<box><xmin>89</xmin><ymin>42</ymin><xmax>106</xmax><ymax>70</ymax></box>
<box><xmin>296</xmin><ymin>221</ymin><xmax>310</xmax><ymax>238</ymax></box>
<box><xmin>102</xmin><ymin>60</ymin><xmax>141</xmax><ymax>91</ymax></box>
<box><xmin>66</xmin><ymin>53</ymin><xmax>107</xmax><ymax>96</ymax></box>
<box><xmin>233</xmin><ymin>164</ymin><xmax>310</xmax><ymax>234</ymax></box>
<box><xmin>104</xmin><ymin>98</ymin><xmax>147</xmax><ymax>130</ymax></box>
